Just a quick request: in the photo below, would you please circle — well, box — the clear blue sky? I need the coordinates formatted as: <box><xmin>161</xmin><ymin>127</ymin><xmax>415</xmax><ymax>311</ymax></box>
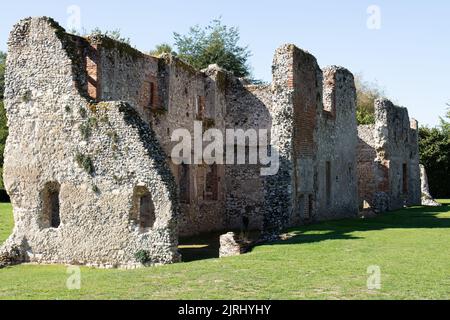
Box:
<box><xmin>1</xmin><ymin>0</ymin><xmax>449</xmax><ymax>126</ymax></box>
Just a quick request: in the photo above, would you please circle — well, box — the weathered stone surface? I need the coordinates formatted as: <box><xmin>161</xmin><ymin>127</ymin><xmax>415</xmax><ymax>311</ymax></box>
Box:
<box><xmin>316</xmin><ymin>66</ymin><xmax>359</xmax><ymax>221</ymax></box>
<box><xmin>420</xmin><ymin>165</ymin><xmax>441</xmax><ymax>207</ymax></box>
<box><xmin>263</xmin><ymin>46</ymin><xmax>360</xmax><ymax>236</ymax></box>
<box><xmin>2</xmin><ymin>17</ymin><xmax>180</xmax><ymax>268</ymax></box>
<box><xmin>219</xmin><ymin>232</ymin><xmax>245</xmax><ymax>257</ymax></box>
<box><xmin>224</xmin><ymin>76</ymin><xmax>271</xmax><ymax>232</ymax></box>
<box><xmin>0</xmin><ymin>245</ymin><xmax>21</xmax><ymax>268</ymax></box>
<box><xmin>373</xmin><ymin>192</ymin><xmax>390</xmax><ymax>213</ymax></box>
<box><xmin>357</xmin><ymin>99</ymin><xmax>421</xmax><ymax>213</ymax></box>
<box><xmin>0</xmin><ymin>17</ymin><xmax>422</xmax><ymax>267</ymax></box>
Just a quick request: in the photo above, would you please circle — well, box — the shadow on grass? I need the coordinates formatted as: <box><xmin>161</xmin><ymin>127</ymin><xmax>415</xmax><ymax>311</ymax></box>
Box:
<box><xmin>270</xmin><ymin>204</ymin><xmax>450</xmax><ymax>246</ymax></box>
<box><xmin>178</xmin><ymin>205</ymin><xmax>450</xmax><ymax>262</ymax></box>
<box><xmin>178</xmin><ymin>230</ymin><xmax>261</xmax><ymax>263</ymax></box>
<box><xmin>178</xmin><ymin>232</ymin><xmax>222</xmax><ymax>263</ymax></box>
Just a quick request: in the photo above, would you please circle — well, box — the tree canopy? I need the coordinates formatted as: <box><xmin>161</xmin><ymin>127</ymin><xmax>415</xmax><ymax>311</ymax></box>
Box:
<box><xmin>0</xmin><ymin>51</ymin><xmax>6</xmax><ymax>191</ymax></box>
<box><xmin>355</xmin><ymin>74</ymin><xmax>385</xmax><ymax>125</ymax></box>
<box><xmin>419</xmin><ymin>109</ymin><xmax>450</xmax><ymax>198</ymax></box>
<box><xmin>0</xmin><ymin>51</ymin><xmax>5</xmax><ymax>100</ymax></box>
<box><xmin>148</xmin><ymin>43</ymin><xmax>175</xmax><ymax>57</ymax></box>
<box><xmin>90</xmin><ymin>28</ymin><xmax>131</xmax><ymax>45</ymax></box>
<box><xmin>152</xmin><ymin>19</ymin><xmax>252</xmax><ymax>78</ymax></box>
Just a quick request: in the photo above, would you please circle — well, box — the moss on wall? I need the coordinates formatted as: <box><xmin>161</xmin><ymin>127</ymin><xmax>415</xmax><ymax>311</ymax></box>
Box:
<box><xmin>87</xmin><ymin>34</ymin><xmax>143</xmax><ymax>61</ymax></box>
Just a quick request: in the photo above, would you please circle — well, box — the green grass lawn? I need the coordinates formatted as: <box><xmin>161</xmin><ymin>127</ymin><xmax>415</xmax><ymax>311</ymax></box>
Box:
<box><xmin>0</xmin><ymin>203</ymin><xmax>13</xmax><ymax>243</ymax></box>
<box><xmin>0</xmin><ymin>201</ymin><xmax>449</xmax><ymax>300</ymax></box>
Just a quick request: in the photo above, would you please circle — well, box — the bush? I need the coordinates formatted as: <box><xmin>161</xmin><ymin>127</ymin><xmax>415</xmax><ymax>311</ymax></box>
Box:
<box><xmin>355</xmin><ymin>74</ymin><xmax>384</xmax><ymax>125</ymax></box>
<box><xmin>134</xmin><ymin>250</ymin><xmax>151</xmax><ymax>264</ymax></box>
<box><xmin>419</xmin><ymin>122</ymin><xmax>450</xmax><ymax>198</ymax></box>
<box><xmin>75</xmin><ymin>152</ymin><xmax>95</xmax><ymax>175</ymax></box>
<box><xmin>79</xmin><ymin>123</ymin><xmax>92</xmax><ymax>140</ymax></box>
<box><xmin>152</xmin><ymin>19</ymin><xmax>252</xmax><ymax>78</ymax></box>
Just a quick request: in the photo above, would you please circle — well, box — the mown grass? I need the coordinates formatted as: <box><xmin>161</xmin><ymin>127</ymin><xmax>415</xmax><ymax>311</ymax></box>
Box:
<box><xmin>0</xmin><ymin>203</ymin><xmax>13</xmax><ymax>243</ymax></box>
<box><xmin>0</xmin><ymin>201</ymin><xmax>449</xmax><ymax>300</ymax></box>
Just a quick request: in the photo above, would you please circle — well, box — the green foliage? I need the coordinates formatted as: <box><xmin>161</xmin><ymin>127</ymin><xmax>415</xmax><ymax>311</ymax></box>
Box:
<box><xmin>0</xmin><ymin>167</ymin><xmax>3</xmax><ymax>190</ymax></box>
<box><xmin>90</xmin><ymin>28</ymin><xmax>131</xmax><ymax>45</ymax></box>
<box><xmin>149</xmin><ymin>43</ymin><xmax>175</xmax><ymax>57</ymax></box>
<box><xmin>355</xmin><ymin>74</ymin><xmax>384</xmax><ymax>125</ymax></box>
<box><xmin>0</xmin><ymin>101</ymin><xmax>6</xmax><ymax>165</ymax></box>
<box><xmin>21</xmin><ymin>91</ymin><xmax>31</xmax><ymax>103</ymax></box>
<box><xmin>0</xmin><ymin>51</ymin><xmax>5</xmax><ymax>100</ymax></box>
<box><xmin>356</xmin><ymin>111</ymin><xmax>375</xmax><ymax>125</ymax></box>
<box><xmin>75</xmin><ymin>152</ymin><xmax>95</xmax><ymax>175</ymax></box>
<box><xmin>419</xmin><ymin>110</ymin><xmax>450</xmax><ymax>198</ymax></box>
<box><xmin>441</xmin><ymin>104</ymin><xmax>450</xmax><ymax>133</ymax></box>
<box><xmin>0</xmin><ymin>52</ymin><xmax>6</xmax><ymax>190</ymax></box>
<box><xmin>78</xmin><ymin>114</ymin><xmax>98</xmax><ymax>141</ymax></box>
<box><xmin>134</xmin><ymin>250</ymin><xmax>150</xmax><ymax>264</ymax></box>
<box><xmin>79</xmin><ymin>122</ymin><xmax>92</xmax><ymax>140</ymax></box>
<box><xmin>88</xmin><ymin>117</ymin><xmax>98</xmax><ymax>128</ymax></box>
<box><xmin>172</xmin><ymin>18</ymin><xmax>252</xmax><ymax>78</ymax></box>
<box><xmin>78</xmin><ymin>106</ymin><xmax>87</xmax><ymax>119</ymax></box>
<box><xmin>92</xmin><ymin>184</ymin><xmax>100</xmax><ymax>194</ymax></box>
<box><xmin>106</xmin><ymin>130</ymin><xmax>119</xmax><ymax>144</ymax></box>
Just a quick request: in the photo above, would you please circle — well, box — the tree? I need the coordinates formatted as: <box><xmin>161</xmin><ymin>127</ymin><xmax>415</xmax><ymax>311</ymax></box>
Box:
<box><xmin>90</xmin><ymin>28</ymin><xmax>131</xmax><ymax>45</ymax></box>
<box><xmin>171</xmin><ymin>19</ymin><xmax>252</xmax><ymax>78</ymax></box>
<box><xmin>355</xmin><ymin>74</ymin><xmax>385</xmax><ymax>125</ymax></box>
<box><xmin>149</xmin><ymin>43</ymin><xmax>175</xmax><ymax>57</ymax></box>
<box><xmin>69</xmin><ymin>27</ymin><xmax>131</xmax><ymax>45</ymax></box>
<box><xmin>0</xmin><ymin>51</ymin><xmax>5</xmax><ymax>100</ymax></box>
<box><xmin>0</xmin><ymin>51</ymin><xmax>6</xmax><ymax>191</ymax></box>
<box><xmin>419</xmin><ymin>109</ymin><xmax>450</xmax><ymax>198</ymax></box>
<box><xmin>441</xmin><ymin>103</ymin><xmax>450</xmax><ymax>133</ymax></box>
<box><xmin>0</xmin><ymin>100</ymin><xmax>6</xmax><ymax>189</ymax></box>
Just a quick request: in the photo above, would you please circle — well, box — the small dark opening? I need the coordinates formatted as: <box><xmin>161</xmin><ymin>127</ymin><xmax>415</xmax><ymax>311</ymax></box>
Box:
<box><xmin>402</xmin><ymin>163</ymin><xmax>408</xmax><ymax>194</ymax></box>
<box><xmin>42</xmin><ymin>182</ymin><xmax>61</xmax><ymax>228</ymax></box>
<box><xmin>308</xmin><ymin>195</ymin><xmax>314</xmax><ymax>218</ymax></box>
<box><xmin>326</xmin><ymin>161</ymin><xmax>331</xmax><ymax>205</ymax></box>
<box><xmin>179</xmin><ymin>163</ymin><xmax>190</xmax><ymax>204</ymax></box>
<box><xmin>298</xmin><ymin>194</ymin><xmax>306</xmax><ymax>218</ymax></box>
<box><xmin>149</xmin><ymin>82</ymin><xmax>156</xmax><ymax>107</ymax></box>
<box><xmin>132</xmin><ymin>186</ymin><xmax>156</xmax><ymax>230</ymax></box>
<box><xmin>139</xmin><ymin>193</ymin><xmax>155</xmax><ymax>229</ymax></box>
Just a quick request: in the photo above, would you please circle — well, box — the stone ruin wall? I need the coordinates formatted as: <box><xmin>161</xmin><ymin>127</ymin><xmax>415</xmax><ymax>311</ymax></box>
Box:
<box><xmin>153</xmin><ymin>63</ymin><xmax>228</xmax><ymax>237</ymax></box>
<box><xmin>223</xmin><ymin>46</ymin><xmax>361</xmax><ymax>233</ymax></box>
<box><xmin>0</xmin><ymin>17</ymin><xmax>423</xmax><ymax>267</ymax></box>
<box><xmin>79</xmin><ymin>39</ymin><xmax>367</xmax><ymax>238</ymax></box>
<box><xmin>80</xmin><ymin>34</ymin><xmax>231</xmax><ymax>237</ymax></box>
<box><xmin>223</xmin><ymin>77</ymin><xmax>272</xmax><ymax>231</ymax></box>
<box><xmin>1</xmin><ymin>17</ymin><xmax>180</xmax><ymax>267</ymax></box>
<box><xmin>357</xmin><ymin>124</ymin><xmax>383</xmax><ymax>209</ymax></box>
<box><xmin>261</xmin><ymin>45</ymin><xmax>296</xmax><ymax>234</ymax></box>
<box><xmin>262</xmin><ymin>45</ymin><xmax>360</xmax><ymax>234</ymax></box>
<box><xmin>420</xmin><ymin>164</ymin><xmax>441</xmax><ymax>206</ymax></box>
<box><xmin>357</xmin><ymin>99</ymin><xmax>421</xmax><ymax>212</ymax></box>
<box><xmin>289</xmin><ymin>46</ymin><xmax>322</xmax><ymax>227</ymax></box>
<box><xmin>315</xmin><ymin>66</ymin><xmax>359</xmax><ymax>221</ymax></box>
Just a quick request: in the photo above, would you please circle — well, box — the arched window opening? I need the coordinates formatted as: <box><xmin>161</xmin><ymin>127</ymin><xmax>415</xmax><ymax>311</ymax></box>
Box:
<box><xmin>42</xmin><ymin>182</ymin><xmax>61</xmax><ymax>228</ymax></box>
<box><xmin>179</xmin><ymin>163</ymin><xmax>191</xmax><ymax>204</ymax></box>
<box><xmin>132</xmin><ymin>186</ymin><xmax>156</xmax><ymax>230</ymax></box>
<box><xmin>326</xmin><ymin>161</ymin><xmax>332</xmax><ymax>206</ymax></box>
<box><xmin>402</xmin><ymin>163</ymin><xmax>408</xmax><ymax>195</ymax></box>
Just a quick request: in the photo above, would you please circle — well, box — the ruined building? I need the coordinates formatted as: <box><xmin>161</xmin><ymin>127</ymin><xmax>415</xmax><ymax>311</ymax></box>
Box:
<box><xmin>0</xmin><ymin>17</ymin><xmax>420</xmax><ymax>268</ymax></box>
<box><xmin>357</xmin><ymin>99</ymin><xmax>421</xmax><ymax>212</ymax></box>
